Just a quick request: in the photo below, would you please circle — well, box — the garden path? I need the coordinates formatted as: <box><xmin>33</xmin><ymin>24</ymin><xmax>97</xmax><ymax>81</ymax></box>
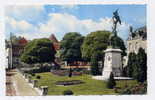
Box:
<box><xmin>12</xmin><ymin>69</ymin><xmax>39</xmax><ymax>96</ymax></box>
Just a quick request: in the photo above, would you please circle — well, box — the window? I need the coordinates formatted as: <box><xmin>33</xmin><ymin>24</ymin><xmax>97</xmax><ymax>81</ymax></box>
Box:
<box><xmin>108</xmin><ymin>56</ymin><xmax>111</xmax><ymax>61</ymax></box>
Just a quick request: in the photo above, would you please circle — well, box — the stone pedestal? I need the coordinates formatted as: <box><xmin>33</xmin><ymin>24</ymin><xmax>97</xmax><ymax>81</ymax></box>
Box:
<box><xmin>24</xmin><ymin>74</ymin><xmax>28</xmax><ymax>79</ymax></box>
<box><xmin>102</xmin><ymin>48</ymin><xmax>122</xmax><ymax>80</ymax></box>
<box><xmin>28</xmin><ymin>76</ymin><xmax>32</xmax><ymax>83</ymax></box>
<box><xmin>41</xmin><ymin>86</ymin><xmax>48</xmax><ymax>96</ymax></box>
<box><xmin>32</xmin><ymin>80</ymin><xmax>38</xmax><ymax>88</ymax></box>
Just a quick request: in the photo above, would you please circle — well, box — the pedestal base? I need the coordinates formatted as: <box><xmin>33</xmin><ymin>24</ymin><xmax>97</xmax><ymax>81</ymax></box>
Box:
<box><xmin>102</xmin><ymin>48</ymin><xmax>123</xmax><ymax>79</ymax></box>
<box><xmin>92</xmin><ymin>76</ymin><xmax>133</xmax><ymax>81</ymax></box>
<box><xmin>101</xmin><ymin>71</ymin><xmax>112</xmax><ymax>80</ymax></box>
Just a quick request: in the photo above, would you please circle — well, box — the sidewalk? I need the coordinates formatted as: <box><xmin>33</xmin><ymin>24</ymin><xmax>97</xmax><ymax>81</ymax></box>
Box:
<box><xmin>6</xmin><ymin>70</ymin><xmax>16</xmax><ymax>96</ymax></box>
<box><xmin>11</xmin><ymin>69</ymin><xmax>39</xmax><ymax>96</ymax></box>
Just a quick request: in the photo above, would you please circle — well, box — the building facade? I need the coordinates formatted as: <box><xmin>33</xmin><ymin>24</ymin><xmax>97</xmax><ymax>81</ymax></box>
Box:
<box><xmin>127</xmin><ymin>26</ymin><xmax>147</xmax><ymax>54</ymax></box>
<box><xmin>123</xmin><ymin>26</ymin><xmax>147</xmax><ymax>67</ymax></box>
<box><xmin>6</xmin><ymin>37</ymin><xmax>28</xmax><ymax>69</ymax></box>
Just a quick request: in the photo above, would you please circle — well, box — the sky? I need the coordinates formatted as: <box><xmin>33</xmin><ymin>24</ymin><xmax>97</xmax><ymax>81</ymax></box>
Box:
<box><xmin>5</xmin><ymin>5</ymin><xmax>146</xmax><ymax>41</ymax></box>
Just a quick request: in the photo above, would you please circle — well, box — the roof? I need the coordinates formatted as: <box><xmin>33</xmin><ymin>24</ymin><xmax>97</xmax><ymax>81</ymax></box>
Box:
<box><xmin>128</xmin><ymin>26</ymin><xmax>147</xmax><ymax>40</ymax></box>
<box><xmin>49</xmin><ymin>34</ymin><xmax>59</xmax><ymax>43</ymax></box>
<box><xmin>18</xmin><ymin>37</ymin><xmax>28</xmax><ymax>45</ymax></box>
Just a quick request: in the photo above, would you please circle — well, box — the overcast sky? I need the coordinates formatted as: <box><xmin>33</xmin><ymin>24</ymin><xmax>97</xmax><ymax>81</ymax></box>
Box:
<box><xmin>5</xmin><ymin>5</ymin><xmax>146</xmax><ymax>41</ymax></box>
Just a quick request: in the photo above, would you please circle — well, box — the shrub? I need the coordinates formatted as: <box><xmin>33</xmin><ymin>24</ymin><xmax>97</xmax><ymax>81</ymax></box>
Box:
<box><xmin>36</xmin><ymin>75</ymin><xmax>41</xmax><ymax>79</ymax></box>
<box><xmin>106</xmin><ymin>72</ymin><xmax>116</xmax><ymax>89</ymax></box>
<box><xmin>31</xmin><ymin>73</ymin><xmax>35</xmax><ymax>76</ymax></box>
<box><xmin>24</xmin><ymin>66</ymin><xmax>52</xmax><ymax>74</ymax></box>
<box><xmin>82</xmin><ymin>70</ymin><xmax>91</xmax><ymax>74</ymax></box>
<box><xmin>118</xmin><ymin>82</ymin><xmax>147</xmax><ymax>94</ymax></box>
<box><xmin>63</xmin><ymin>90</ymin><xmax>74</xmax><ymax>95</ymax></box>
<box><xmin>90</xmin><ymin>53</ymin><xmax>100</xmax><ymax>75</ymax></box>
<box><xmin>68</xmin><ymin>68</ymin><xmax>73</xmax><ymax>77</ymax></box>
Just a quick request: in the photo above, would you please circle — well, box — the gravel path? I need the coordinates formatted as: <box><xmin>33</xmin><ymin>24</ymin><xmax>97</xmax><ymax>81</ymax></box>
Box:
<box><xmin>6</xmin><ymin>70</ymin><xmax>16</xmax><ymax>96</ymax></box>
<box><xmin>6</xmin><ymin>69</ymin><xmax>39</xmax><ymax>96</ymax></box>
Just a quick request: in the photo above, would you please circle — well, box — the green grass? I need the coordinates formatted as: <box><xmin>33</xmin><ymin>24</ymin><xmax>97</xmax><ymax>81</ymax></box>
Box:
<box><xmin>31</xmin><ymin>72</ymin><xmax>137</xmax><ymax>95</ymax></box>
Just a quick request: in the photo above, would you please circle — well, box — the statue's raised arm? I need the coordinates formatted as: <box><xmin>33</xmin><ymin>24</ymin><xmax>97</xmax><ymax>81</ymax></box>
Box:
<box><xmin>109</xmin><ymin>9</ymin><xmax>122</xmax><ymax>48</ymax></box>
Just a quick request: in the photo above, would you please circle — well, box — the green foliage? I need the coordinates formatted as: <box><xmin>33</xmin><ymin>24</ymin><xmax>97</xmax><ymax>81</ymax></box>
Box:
<box><xmin>31</xmin><ymin>72</ymin><xmax>141</xmax><ymax>95</ymax></box>
<box><xmin>60</xmin><ymin>32</ymin><xmax>84</xmax><ymax>63</ymax></box>
<box><xmin>81</xmin><ymin>30</ymin><xmax>126</xmax><ymax>61</ymax></box>
<box><xmin>118</xmin><ymin>82</ymin><xmax>147</xmax><ymax>94</ymax></box>
<box><xmin>20</xmin><ymin>38</ymin><xmax>56</xmax><ymax>64</ymax></box>
<box><xmin>126</xmin><ymin>52</ymin><xmax>137</xmax><ymax>77</ymax></box>
<box><xmin>90</xmin><ymin>52</ymin><xmax>100</xmax><ymax>75</ymax></box>
<box><xmin>81</xmin><ymin>30</ymin><xmax>111</xmax><ymax>61</ymax></box>
<box><xmin>36</xmin><ymin>75</ymin><xmax>41</xmax><ymax>79</ymax></box>
<box><xmin>31</xmin><ymin>73</ymin><xmax>35</xmax><ymax>76</ymax></box>
<box><xmin>63</xmin><ymin>90</ymin><xmax>74</xmax><ymax>95</ymax></box>
<box><xmin>126</xmin><ymin>48</ymin><xmax>147</xmax><ymax>83</ymax></box>
<box><xmin>110</xmin><ymin>36</ymin><xmax>126</xmax><ymax>56</ymax></box>
<box><xmin>26</xmin><ymin>66</ymin><xmax>52</xmax><ymax>74</ymax></box>
<box><xmin>31</xmin><ymin>72</ymin><xmax>116</xmax><ymax>95</ymax></box>
<box><xmin>107</xmin><ymin>72</ymin><xmax>116</xmax><ymax>89</ymax></box>
<box><xmin>68</xmin><ymin>68</ymin><xmax>73</xmax><ymax>77</ymax></box>
<box><xmin>136</xmin><ymin>48</ymin><xmax>147</xmax><ymax>83</ymax></box>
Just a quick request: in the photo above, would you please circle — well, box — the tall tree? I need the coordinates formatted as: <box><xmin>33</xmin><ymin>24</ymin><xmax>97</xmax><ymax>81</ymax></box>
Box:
<box><xmin>60</xmin><ymin>32</ymin><xmax>84</xmax><ymax>63</ymax></box>
<box><xmin>136</xmin><ymin>48</ymin><xmax>147</xmax><ymax>82</ymax></box>
<box><xmin>81</xmin><ymin>30</ymin><xmax>126</xmax><ymax>61</ymax></box>
<box><xmin>90</xmin><ymin>52</ymin><xmax>100</xmax><ymax>75</ymax></box>
<box><xmin>81</xmin><ymin>30</ymin><xmax>111</xmax><ymax>61</ymax></box>
<box><xmin>126</xmin><ymin>52</ymin><xmax>137</xmax><ymax>77</ymax></box>
<box><xmin>20</xmin><ymin>38</ymin><xmax>56</xmax><ymax>66</ymax></box>
<box><xmin>126</xmin><ymin>48</ymin><xmax>147</xmax><ymax>83</ymax></box>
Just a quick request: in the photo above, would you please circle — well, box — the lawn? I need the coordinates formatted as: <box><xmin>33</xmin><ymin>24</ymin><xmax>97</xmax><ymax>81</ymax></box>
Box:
<box><xmin>31</xmin><ymin>72</ymin><xmax>137</xmax><ymax>95</ymax></box>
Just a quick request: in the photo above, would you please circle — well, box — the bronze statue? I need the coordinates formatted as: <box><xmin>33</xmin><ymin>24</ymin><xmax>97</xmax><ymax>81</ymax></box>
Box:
<box><xmin>109</xmin><ymin>9</ymin><xmax>121</xmax><ymax>48</ymax></box>
<box><xmin>112</xmin><ymin>9</ymin><xmax>121</xmax><ymax>35</ymax></box>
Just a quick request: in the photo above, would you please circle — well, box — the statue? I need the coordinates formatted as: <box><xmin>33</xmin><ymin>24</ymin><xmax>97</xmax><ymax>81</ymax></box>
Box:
<box><xmin>112</xmin><ymin>9</ymin><xmax>121</xmax><ymax>35</ymax></box>
<box><xmin>109</xmin><ymin>9</ymin><xmax>122</xmax><ymax>47</ymax></box>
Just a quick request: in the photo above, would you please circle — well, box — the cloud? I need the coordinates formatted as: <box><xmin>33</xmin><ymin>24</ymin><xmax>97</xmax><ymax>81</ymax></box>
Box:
<box><xmin>5</xmin><ymin>6</ymin><xmax>44</xmax><ymax>16</ymax></box>
<box><xmin>6</xmin><ymin>13</ymin><xmax>130</xmax><ymax>41</ymax></box>
<box><xmin>6</xmin><ymin>17</ymin><xmax>33</xmax><ymax>31</ymax></box>
<box><xmin>5</xmin><ymin>5</ymin><xmax>45</xmax><ymax>25</ymax></box>
<box><xmin>60</xmin><ymin>5</ymin><xmax>79</xmax><ymax>10</ymax></box>
<box><xmin>5</xmin><ymin>16</ymin><xmax>37</xmax><ymax>34</ymax></box>
<box><xmin>135</xmin><ymin>17</ymin><xmax>146</xmax><ymax>26</ymax></box>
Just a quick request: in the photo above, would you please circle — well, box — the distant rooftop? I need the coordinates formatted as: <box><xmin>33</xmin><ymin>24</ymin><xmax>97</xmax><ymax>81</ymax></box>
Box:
<box><xmin>49</xmin><ymin>34</ymin><xmax>59</xmax><ymax>43</ymax></box>
<box><xmin>128</xmin><ymin>26</ymin><xmax>147</xmax><ymax>40</ymax></box>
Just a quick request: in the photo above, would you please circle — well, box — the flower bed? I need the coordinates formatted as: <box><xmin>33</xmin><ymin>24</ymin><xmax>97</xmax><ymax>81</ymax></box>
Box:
<box><xmin>51</xmin><ymin>70</ymin><xmax>82</xmax><ymax>76</ymax></box>
<box><xmin>55</xmin><ymin>80</ymin><xmax>84</xmax><ymax>86</ymax></box>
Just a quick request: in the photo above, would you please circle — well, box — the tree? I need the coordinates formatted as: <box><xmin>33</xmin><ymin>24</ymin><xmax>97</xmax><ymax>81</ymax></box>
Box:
<box><xmin>81</xmin><ymin>30</ymin><xmax>126</xmax><ymax>61</ymax></box>
<box><xmin>107</xmin><ymin>72</ymin><xmax>116</xmax><ymax>89</ymax></box>
<box><xmin>20</xmin><ymin>38</ymin><xmax>56</xmax><ymax>66</ymax></box>
<box><xmin>126</xmin><ymin>52</ymin><xmax>137</xmax><ymax>77</ymax></box>
<box><xmin>81</xmin><ymin>30</ymin><xmax>111</xmax><ymax>61</ymax></box>
<box><xmin>60</xmin><ymin>32</ymin><xmax>84</xmax><ymax>63</ymax></box>
<box><xmin>90</xmin><ymin>52</ymin><xmax>100</xmax><ymax>75</ymax></box>
<box><xmin>126</xmin><ymin>48</ymin><xmax>147</xmax><ymax>83</ymax></box>
<box><xmin>110</xmin><ymin>36</ymin><xmax>126</xmax><ymax>56</ymax></box>
<box><xmin>136</xmin><ymin>48</ymin><xmax>147</xmax><ymax>82</ymax></box>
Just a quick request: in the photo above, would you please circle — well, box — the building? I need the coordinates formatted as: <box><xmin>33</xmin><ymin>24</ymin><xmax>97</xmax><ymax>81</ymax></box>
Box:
<box><xmin>49</xmin><ymin>34</ymin><xmax>60</xmax><ymax>51</ymax></box>
<box><xmin>123</xmin><ymin>26</ymin><xmax>147</xmax><ymax>67</ymax></box>
<box><xmin>127</xmin><ymin>26</ymin><xmax>147</xmax><ymax>54</ymax></box>
<box><xmin>6</xmin><ymin>37</ymin><xmax>28</xmax><ymax>69</ymax></box>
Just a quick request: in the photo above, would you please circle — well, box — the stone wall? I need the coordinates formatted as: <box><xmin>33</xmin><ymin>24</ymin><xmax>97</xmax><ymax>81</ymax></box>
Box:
<box><xmin>127</xmin><ymin>38</ymin><xmax>147</xmax><ymax>54</ymax></box>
